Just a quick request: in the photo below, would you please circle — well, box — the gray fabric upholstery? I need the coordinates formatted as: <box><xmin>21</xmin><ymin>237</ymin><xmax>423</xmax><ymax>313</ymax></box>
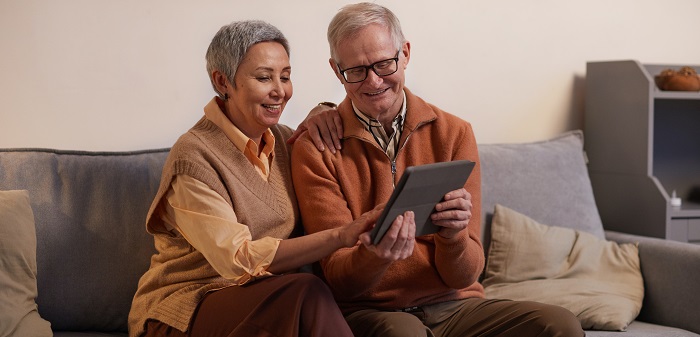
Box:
<box><xmin>587</xmin><ymin>321</ymin><xmax>700</xmax><ymax>337</ymax></box>
<box><xmin>605</xmin><ymin>230</ymin><xmax>700</xmax><ymax>334</ymax></box>
<box><xmin>0</xmin><ymin>148</ymin><xmax>168</xmax><ymax>333</ymax></box>
<box><xmin>479</xmin><ymin>130</ymin><xmax>606</xmax><ymax>246</ymax></box>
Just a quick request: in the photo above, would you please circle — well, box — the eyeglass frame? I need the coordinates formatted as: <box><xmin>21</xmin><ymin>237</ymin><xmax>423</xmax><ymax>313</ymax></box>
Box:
<box><xmin>336</xmin><ymin>50</ymin><xmax>401</xmax><ymax>84</ymax></box>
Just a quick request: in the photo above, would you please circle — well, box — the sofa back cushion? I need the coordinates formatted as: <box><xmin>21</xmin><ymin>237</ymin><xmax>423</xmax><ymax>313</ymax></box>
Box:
<box><xmin>478</xmin><ymin>130</ymin><xmax>605</xmax><ymax>250</ymax></box>
<box><xmin>0</xmin><ymin>148</ymin><xmax>169</xmax><ymax>332</ymax></box>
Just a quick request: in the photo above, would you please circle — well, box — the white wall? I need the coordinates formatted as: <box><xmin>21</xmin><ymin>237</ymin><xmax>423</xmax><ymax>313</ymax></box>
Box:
<box><xmin>2</xmin><ymin>0</ymin><xmax>700</xmax><ymax>151</ymax></box>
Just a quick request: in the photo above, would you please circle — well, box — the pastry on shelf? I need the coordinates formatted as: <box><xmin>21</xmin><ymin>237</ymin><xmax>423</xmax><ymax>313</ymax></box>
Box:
<box><xmin>655</xmin><ymin>66</ymin><xmax>700</xmax><ymax>91</ymax></box>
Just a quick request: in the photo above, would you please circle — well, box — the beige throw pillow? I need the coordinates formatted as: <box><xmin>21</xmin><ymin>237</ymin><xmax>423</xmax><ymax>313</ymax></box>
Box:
<box><xmin>483</xmin><ymin>204</ymin><xmax>644</xmax><ymax>331</ymax></box>
<box><xmin>0</xmin><ymin>190</ymin><xmax>52</xmax><ymax>337</ymax></box>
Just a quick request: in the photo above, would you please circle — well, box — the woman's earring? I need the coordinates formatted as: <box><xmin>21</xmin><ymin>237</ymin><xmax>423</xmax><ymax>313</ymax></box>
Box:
<box><xmin>223</xmin><ymin>93</ymin><xmax>229</xmax><ymax>100</ymax></box>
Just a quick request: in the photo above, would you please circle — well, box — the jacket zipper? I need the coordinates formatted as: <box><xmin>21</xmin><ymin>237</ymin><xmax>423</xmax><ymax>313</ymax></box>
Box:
<box><xmin>389</xmin><ymin>119</ymin><xmax>433</xmax><ymax>187</ymax></box>
<box><xmin>346</xmin><ymin>118</ymin><xmax>435</xmax><ymax>188</ymax></box>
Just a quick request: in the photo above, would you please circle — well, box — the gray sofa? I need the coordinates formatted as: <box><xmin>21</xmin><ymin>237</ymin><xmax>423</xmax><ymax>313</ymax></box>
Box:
<box><xmin>1</xmin><ymin>130</ymin><xmax>698</xmax><ymax>337</ymax></box>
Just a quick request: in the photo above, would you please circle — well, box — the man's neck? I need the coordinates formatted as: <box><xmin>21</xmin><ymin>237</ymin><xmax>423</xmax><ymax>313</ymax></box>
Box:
<box><xmin>351</xmin><ymin>91</ymin><xmax>407</xmax><ymax>138</ymax></box>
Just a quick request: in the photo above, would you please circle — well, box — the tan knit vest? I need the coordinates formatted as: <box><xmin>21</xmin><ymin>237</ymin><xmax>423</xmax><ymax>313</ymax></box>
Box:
<box><xmin>128</xmin><ymin>117</ymin><xmax>299</xmax><ymax>336</ymax></box>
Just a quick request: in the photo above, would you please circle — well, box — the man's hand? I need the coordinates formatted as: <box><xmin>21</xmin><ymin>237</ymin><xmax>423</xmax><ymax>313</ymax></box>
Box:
<box><xmin>287</xmin><ymin>104</ymin><xmax>344</xmax><ymax>153</ymax></box>
<box><xmin>359</xmin><ymin>211</ymin><xmax>415</xmax><ymax>261</ymax></box>
<box><xmin>431</xmin><ymin>188</ymin><xmax>472</xmax><ymax>239</ymax></box>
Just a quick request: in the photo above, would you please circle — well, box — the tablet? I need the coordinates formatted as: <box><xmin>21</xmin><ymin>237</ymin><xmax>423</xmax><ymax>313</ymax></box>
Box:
<box><xmin>369</xmin><ymin>160</ymin><xmax>476</xmax><ymax>245</ymax></box>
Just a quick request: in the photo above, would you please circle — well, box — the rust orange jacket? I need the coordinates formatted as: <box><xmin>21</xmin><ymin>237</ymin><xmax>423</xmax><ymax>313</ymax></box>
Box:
<box><xmin>291</xmin><ymin>88</ymin><xmax>484</xmax><ymax>313</ymax></box>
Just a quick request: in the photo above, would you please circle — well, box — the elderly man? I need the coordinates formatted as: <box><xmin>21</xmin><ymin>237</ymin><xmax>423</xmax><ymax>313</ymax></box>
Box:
<box><xmin>291</xmin><ymin>3</ymin><xmax>584</xmax><ymax>337</ymax></box>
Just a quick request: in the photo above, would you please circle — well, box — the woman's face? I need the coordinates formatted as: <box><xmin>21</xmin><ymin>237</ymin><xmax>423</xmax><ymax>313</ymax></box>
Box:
<box><xmin>224</xmin><ymin>41</ymin><xmax>292</xmax><ymax>139</ymax></box>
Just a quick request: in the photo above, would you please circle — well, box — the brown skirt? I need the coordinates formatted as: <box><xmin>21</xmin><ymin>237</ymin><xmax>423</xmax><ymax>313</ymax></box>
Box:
<box><xmin>143</xmin><ymin>273</ymin><xmax>352</xmax><ymax>337</ymax></box>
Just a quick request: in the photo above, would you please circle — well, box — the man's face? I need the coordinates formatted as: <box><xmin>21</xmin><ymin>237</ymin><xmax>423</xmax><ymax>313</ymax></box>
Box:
<box><xmin>331</xmin><ymin>24</ymin><xmax>410</xmax><ymax>124</ymax></box>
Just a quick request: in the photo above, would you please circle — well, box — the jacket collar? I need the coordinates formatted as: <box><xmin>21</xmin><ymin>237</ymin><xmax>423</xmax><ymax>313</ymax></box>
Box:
<box><xmin>339</xmin><ymin>87</ymin><xmax>438</xmax><ymax>143</ymax></box>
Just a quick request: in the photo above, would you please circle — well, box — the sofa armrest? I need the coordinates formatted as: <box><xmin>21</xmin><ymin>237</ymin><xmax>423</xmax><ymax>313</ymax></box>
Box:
<box><xmin>605</xmin><ymin>230</ymin><xmax>700</xmax><ymax>334</ymax></box>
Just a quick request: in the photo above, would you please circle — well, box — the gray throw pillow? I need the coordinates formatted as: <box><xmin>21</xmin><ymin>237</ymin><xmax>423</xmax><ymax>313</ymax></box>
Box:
<box><xmin>479</xmin><ymin>130</ymin><xmax>605</xmax><ymax>239</ymax></box>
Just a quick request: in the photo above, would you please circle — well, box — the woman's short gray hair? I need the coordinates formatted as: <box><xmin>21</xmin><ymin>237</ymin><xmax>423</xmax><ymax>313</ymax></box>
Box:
<box><xmin>206</xmin><ymin>20</ymin><xmax>289</xmax><ymax>97</ymax></box>
<box><xmin>327</xmin><ymin>2</ymin><xmax>405</xmax><ymax>63</ymax></box>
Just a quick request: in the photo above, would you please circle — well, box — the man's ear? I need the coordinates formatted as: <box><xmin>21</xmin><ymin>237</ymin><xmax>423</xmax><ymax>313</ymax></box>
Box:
<box><xmin>401</xmin><ymin>41</ymin><xmax>411</xmax><ymax>69</ymax></box>
<box><xmin>329</xmin><ymin>58</ymin><xmax>344</xmax><ymax>84</ymax></box>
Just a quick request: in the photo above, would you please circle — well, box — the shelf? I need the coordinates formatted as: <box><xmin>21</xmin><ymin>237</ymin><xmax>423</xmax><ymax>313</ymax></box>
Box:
<box><xmin>671</xmin><ymin>201</ymin><xmax>700</xmax><ymax>218</ymax></box>
<box><xmin>645</xmin><ymin>63</ymin><xmax>700</xmax><ymax>99</ymax></box>
<box><xmin>586</xmin><ymin>60</ymin><xmax>700</xmax><ymax>242</ymax></box>
<box><xmin>654</xmin><ymin>90</ymin><xmax>700</xmax><ymax>100</ymax></box>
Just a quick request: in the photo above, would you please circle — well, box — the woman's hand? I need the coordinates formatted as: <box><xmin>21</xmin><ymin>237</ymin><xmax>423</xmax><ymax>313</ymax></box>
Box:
<box><xmin>287</xmin><ymin>104</ymin><xmax>343</xmax><ymax>153</ymax></box>
<box><xmin>336</xmin><ymin>204</ymin><xmax>383</xmax><ymax>247</ymax></box>
<box><xmin>431</xmin><ymin>188</ymin><xmax>472</xmax><ymax>239</ymax></box>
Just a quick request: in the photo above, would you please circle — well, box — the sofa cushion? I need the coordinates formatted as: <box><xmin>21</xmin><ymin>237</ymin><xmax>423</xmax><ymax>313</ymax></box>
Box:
<box><xmin>586</xmin><ymin>321</ymin><xmax>700</xmax><ymax>337</ymax></box>
<box><xmin>483</xmin><ymin>204</ymin><xmax>644</xmax><ymax>331</ymax></box>
<box><xmin>0</xmin><ymin>190</ymin><xmax>53</xmax><ymax>337</ymax></box>
<box><xmin>479</xmin><ymin>130</ymin><xmax>605</xmax><ymax>246</ymax></box>
<box><xmin>0</xmin><ymin>148</ymin><xmax>169</xmax><ymax>332</ymax></box>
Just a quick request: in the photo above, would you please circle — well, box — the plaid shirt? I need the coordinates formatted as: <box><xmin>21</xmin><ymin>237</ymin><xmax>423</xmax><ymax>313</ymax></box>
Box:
<box><xmin>352</xmin><ymin>91</ymin><xmax>407</xmax><ymax>160</ymax></box>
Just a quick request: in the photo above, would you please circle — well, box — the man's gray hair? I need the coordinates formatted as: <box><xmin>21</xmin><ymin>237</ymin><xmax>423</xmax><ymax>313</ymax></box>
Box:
<box><xmin>327</xmin><ymin>2</ymin><xmax>405</xmax><ymax>64</ymax></box>
<box><xmin>206</xmin><ymin>20</ymin><xmax>289</xmax><ymax>97</ymax></box>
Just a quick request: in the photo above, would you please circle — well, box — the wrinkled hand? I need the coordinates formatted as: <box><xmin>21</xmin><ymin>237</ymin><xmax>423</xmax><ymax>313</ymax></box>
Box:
<box><xmin>431</xmin><ymin>188</ymin><xmax>472</xmax><ymax>239</ymax></box>
<box><xmin>287</xmin><ymin>104</ymin><xmax>343</xmax><ymax>153</ymax></box>
<box><xmin>359</xmin><ymin>210</ymin><xmax>415</xmax><ymax>261</ymax></box>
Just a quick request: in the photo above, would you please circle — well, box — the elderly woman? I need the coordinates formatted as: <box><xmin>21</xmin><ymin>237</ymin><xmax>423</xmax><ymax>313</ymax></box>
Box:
<box><xmin>127</xmin><ymin>20</ymin><xmax>403</xmax><ymax>337</ymax></box>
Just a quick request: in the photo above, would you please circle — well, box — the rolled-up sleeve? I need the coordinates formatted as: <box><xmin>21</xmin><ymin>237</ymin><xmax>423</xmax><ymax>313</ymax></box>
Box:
<box><xmin>160</xmin><ymin>175</ymin><xmax>281</xmax><ymax>285</ymax></box>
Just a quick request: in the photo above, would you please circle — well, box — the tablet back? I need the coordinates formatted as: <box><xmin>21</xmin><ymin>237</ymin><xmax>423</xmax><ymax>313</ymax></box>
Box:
<box><xmin>370</xmin><ymin>160</ymin><xmax>475</xmax><ymax>244</ymax></box>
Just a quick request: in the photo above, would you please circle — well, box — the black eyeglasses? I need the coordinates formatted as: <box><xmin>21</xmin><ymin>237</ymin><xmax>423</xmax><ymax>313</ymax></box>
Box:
<box><xmin>337</xmin><ymin>51</ymin><xmax>400</xmax><ymax>83</ymax></box>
